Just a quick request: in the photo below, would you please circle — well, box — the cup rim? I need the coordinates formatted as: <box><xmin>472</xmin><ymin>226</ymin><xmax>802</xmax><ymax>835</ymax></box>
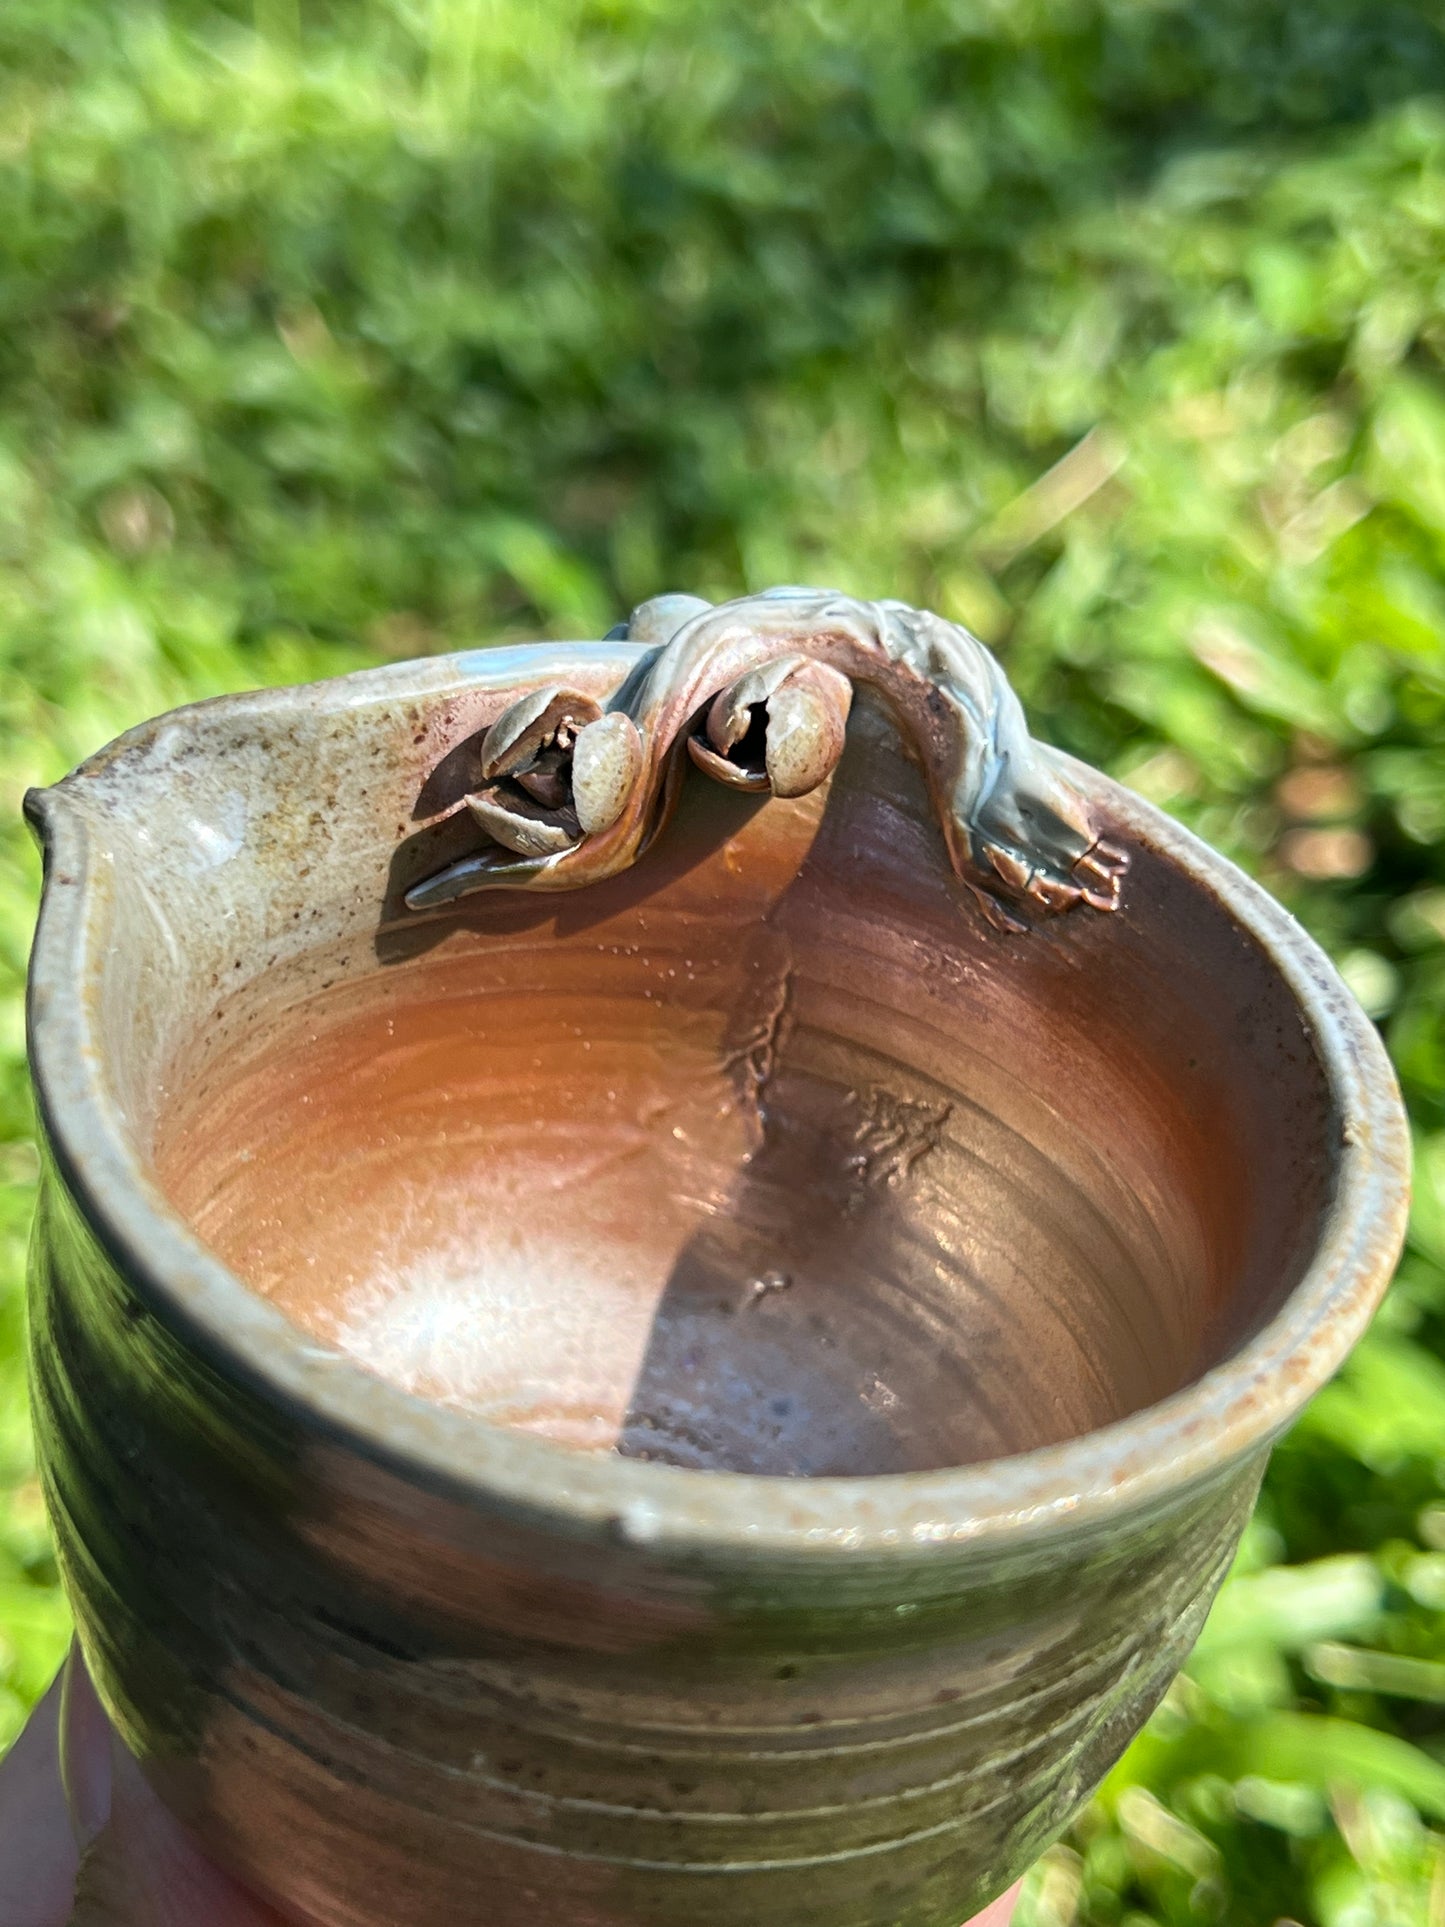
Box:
<box><xmin>25</xmin><ymin>649</ymin><xmax>1412</xmax><ymax>1557</ymax></box>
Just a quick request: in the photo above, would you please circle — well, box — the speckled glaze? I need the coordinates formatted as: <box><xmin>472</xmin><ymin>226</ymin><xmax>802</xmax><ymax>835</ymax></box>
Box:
<box><xmin>24</xmin><ymin>626</ymin><xmax>1409</xmax><ymax>1927</ymax></box>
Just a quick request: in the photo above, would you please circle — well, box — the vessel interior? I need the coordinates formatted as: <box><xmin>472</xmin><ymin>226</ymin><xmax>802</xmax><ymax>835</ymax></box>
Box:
<box><xmin>148</xmin><ymin>711</ymin><xmax>1336</xmax><ymax>1478</ymax></box>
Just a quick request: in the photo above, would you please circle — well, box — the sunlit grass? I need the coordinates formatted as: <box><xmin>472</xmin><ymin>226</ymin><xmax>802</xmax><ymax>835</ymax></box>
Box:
<box><xmin>2</xmin><ymin>4</ymin><xmax>1445</xmax><ymax>1921</ymax></box>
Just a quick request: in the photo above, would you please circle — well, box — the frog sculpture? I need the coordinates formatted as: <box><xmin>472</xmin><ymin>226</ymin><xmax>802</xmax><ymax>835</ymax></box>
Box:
<box><xmin>405</xmin><ymin>586</ymin><xmax>1127</xmax><ymax>932</ymax></box>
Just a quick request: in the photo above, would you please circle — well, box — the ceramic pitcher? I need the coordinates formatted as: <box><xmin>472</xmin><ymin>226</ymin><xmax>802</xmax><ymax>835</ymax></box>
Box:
<box><xmin>24</xmin><ymin>589</ymin><xmax>1409</xmax><ymax>1926</ymax></box>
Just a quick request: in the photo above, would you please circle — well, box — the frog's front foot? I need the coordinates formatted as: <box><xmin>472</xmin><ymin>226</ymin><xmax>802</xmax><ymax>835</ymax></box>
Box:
<box><xmin>1071</xmin><ymin>837</ymin><xmax>1129</xmax><ymax>912</ymax></box>
<box><xmin>980</xmin><ymin>835</ymin><xmax>1128</xmax><ymax>920</ymax></box>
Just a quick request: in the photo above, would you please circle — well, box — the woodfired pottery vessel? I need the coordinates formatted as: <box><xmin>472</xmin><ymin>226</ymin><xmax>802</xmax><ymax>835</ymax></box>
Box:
<box><xmin>24</xmin><ymin>590</ymin><xmax>1409</xmax><ymax>1927</ymax></box>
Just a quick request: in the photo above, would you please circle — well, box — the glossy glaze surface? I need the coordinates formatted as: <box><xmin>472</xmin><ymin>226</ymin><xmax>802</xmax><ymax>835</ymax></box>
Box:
<box><xmin>157</xmin><ymin>706</ymin><xmax>1327</xmax><ymax>1479</ymax></box>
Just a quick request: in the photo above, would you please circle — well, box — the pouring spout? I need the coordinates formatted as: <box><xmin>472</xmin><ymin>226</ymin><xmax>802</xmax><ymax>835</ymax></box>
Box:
<box><xmin>23</xmin><ymin>782</ymin><xmax>62</xmax><ymax>848</ymax></box>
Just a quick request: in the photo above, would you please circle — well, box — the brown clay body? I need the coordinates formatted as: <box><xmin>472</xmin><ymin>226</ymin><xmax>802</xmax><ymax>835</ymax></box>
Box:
<box><xmin>24</xmin><ymin>619</ymin><xmax>1408</xmax><ymax>1927</ymax></box>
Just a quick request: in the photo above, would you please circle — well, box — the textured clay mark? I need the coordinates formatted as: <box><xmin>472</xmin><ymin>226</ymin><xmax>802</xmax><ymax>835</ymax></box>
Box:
<box><xmin>723</xmin><ymin>953</ymin><xmax>794</xmax><ymax>1147</ymax></box>
<box><xmin>842</xmin><ymin>1091</ymin><xmax>955</xmax><ymax>1199</ymax></box>
<box><xmin>745</xmin><ymin>1270</ymin><xmax>792</xmax><ymax>1307</ymax></box>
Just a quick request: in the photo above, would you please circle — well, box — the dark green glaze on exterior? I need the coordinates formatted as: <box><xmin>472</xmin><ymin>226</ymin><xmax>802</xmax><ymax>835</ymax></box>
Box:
<box><xmin>29</xmin><ymin>1156</ymin><xmax>1259</xmax><ymax>1925</ymax></box>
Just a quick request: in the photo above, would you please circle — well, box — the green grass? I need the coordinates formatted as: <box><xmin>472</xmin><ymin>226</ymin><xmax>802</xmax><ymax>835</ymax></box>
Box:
<box><xmin>3</xmin><ymin>2</ymin><xmax>1445</xmax><ymax>1921</ymax></box>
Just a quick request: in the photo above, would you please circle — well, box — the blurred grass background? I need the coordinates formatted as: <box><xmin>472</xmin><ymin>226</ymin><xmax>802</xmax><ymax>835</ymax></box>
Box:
<box><xmin>2</xmin><ymin>1</ymin><xmax>1445</xmax><ymax>1921</ymax></box>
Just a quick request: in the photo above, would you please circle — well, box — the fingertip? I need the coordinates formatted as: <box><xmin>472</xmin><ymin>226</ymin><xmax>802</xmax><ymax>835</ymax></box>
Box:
<box><xmin>972</xmin><ymin>1878</ymin><xmax>1024</xmax><ymax>1926</ymax></box>
<box><xmin>0</xmin><ymin>1661</ymin><xmax>80</xmax><ymax>1927</ymax></box>
<box><xmin>60</xmin><ymin>1641</ymin><xmax>112</xmax><ymax>1854</ymax></box>
<box><xmin>74</xmin><ymin>1732</ymin><xmax>289</xmax><ymax>1927</ymax></box>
